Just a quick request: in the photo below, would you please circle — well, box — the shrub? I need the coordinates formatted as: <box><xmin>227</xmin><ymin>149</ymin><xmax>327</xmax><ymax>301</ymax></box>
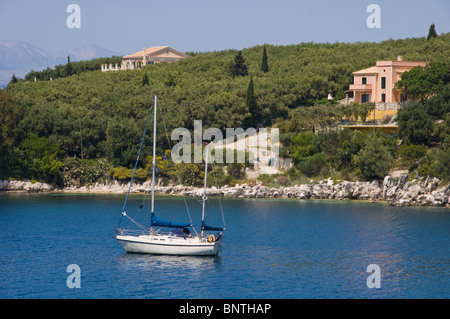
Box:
<box><xmin>434</xmin><ymin>147</ymin><xmax>450</xmax><ymax>181</ymax></box>
<box><xmin>417</xmin><ymin>152</ymin><xmax>438</xmax><ymax>177</ymax></box>
<box><xmin>207</xmin><ymin>165</ymin><xmax>230</xmax><ymax>187</ymax></box>
<box><xmin>14</xmin><ymin>133</ymin><xmax>64</xmax><ymax>185</ymax></box>
<box><xmin>227</xmin><ymin>162</ymin><xmax>245</xmax><ymax>179</ymax></box>
<box><xmin>398</xmin><ymin>143</ymin><xmax>427</xmax><ymax>168</ymax></box>
<box><xmin>356</xmin><ymin>136</ymin><xmax>394</xmax><ymax>180</ymax></box>
<box><xmin>112</xmin><ymin>166</ymin><xmax>131</xmax><ymax>181</ymax></box>
<box><xmin>357</xmin><ymin>102</ymin><xmax>374</xmax><ymax>123</ymax></box>
<box><xmin>289</xmin><ymin>132</ymin><xmax>320</xmax><ymax>164</ymax></box>
<box><xmin>62</xmin><ymin>158</ymin><xmax>112</xmax><ymax>186</ymax></box>
<box><xmin>298</xmin><ymin>152</ymin><xmax>328</xmax><ymax>177</ymax></box>
<box><xmin>176</xmin><ymin>163</ymin><xmax>204</xmax><ymax>187</ymax></box>
<box><xmin>275</xmin><ymin>175</ymin><xmax>291</xmax><ymax>186</ymax></box>
<box><xmin>397</xmin><ymin>102</ymin><xmax>435</xmax><ymax>145</ymax></box>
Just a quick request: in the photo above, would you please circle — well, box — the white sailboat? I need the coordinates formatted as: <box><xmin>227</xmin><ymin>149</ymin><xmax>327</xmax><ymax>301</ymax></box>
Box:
<box><xmin>115</xmin><ymin>96</ymin><xmax>225</xmax><ymax>256</ymax></box>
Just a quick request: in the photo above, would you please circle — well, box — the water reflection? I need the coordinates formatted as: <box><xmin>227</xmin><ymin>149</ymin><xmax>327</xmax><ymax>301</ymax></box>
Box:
<box><xmin>113</xmin><ymin>253</ymin><xmax>223</xmax><ymax>298</ymax></box>
<box><xmin>116</xmin><ymin>253</ymin><xmax>221</xmax><ymax>271</ymax></box>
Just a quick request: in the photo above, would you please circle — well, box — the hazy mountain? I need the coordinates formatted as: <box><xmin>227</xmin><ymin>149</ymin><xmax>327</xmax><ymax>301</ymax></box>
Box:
<box><xmin>69</xmin><ymin>44</ymin><xmax>121</xmax><ymax>62</ymax></box>
<box><xmin>0</xmin><ymin>40</ymin><xmax>63</xmax><ymax>71</ymax></box>
<box><xmin>0</xmin><ymin>40</ymin><xmax>121</xmax><ymax>87</ymax></box>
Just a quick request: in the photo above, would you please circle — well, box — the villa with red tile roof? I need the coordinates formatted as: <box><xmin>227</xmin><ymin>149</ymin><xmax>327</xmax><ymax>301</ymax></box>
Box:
<box><xmin>102</xmin><ymin>46</ymin><xmax>188</xmax><ymax>71</ymax></box>
<box><xmin>345</xmin><ymin>56</ymin><xmax>426</xmax><ymax>105</ymax></box>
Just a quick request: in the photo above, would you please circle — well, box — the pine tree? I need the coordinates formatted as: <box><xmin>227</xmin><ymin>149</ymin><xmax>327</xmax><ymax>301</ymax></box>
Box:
<box><xmin>229</xmin><ymin>51</ymin><xmax>248</xmax><ymax>78</ymax></box>
<box><xmin>427</xmin><ymin>23</ymin><xmax>438</xmax><ymax>40</ymax></box>
<box><xmin>261</xmin><ymin>45</ymin><xmax>269</xmax><ymax>73</ymax></box>
<box><xmin>10</xmin><ymin>73</ymin><xmax>18</xmax><ymax>84</ymax></box>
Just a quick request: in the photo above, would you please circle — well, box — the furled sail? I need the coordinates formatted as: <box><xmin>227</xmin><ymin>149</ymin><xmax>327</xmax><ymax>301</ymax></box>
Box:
<box><xmin>202</xmin><ymin>221</ymin><xmax>225</xmax><ymax>231</ymax></box>
<box><xmin>151</xmin><ymin>212</ymin><xmax>191</xmax><ymax>228</ymax></box>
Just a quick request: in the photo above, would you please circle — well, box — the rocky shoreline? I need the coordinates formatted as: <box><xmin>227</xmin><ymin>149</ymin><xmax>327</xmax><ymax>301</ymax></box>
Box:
<box><xmin>1</xmin><ymin>175</ymin><xmax>449</xmax><ymax>207</ymax></box>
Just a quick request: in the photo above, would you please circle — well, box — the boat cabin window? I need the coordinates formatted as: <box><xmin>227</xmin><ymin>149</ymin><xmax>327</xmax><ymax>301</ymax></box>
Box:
<box><xmin>170</xmin><ymin>228</ymin><xmax>191</xmax><ymax>237</ymax></box>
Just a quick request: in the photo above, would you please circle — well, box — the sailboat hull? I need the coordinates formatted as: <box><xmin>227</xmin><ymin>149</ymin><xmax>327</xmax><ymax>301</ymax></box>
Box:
<box><xmin>115</xmin><ymin>234</ymin><xmax>222</xmax><ymax>256</ymax></box>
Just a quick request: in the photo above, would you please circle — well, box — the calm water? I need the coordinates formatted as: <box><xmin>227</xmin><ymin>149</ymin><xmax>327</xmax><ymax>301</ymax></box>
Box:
<box><xmin>0</xmin><ymin>193</ymin><xmax>448</xmax><ymax>299</ymax></box>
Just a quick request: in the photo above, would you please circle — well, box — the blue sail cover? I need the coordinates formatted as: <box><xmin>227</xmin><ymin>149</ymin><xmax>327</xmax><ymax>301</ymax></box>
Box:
<box><xmin>202</xmin><ymin>221</ymin><xmax>225</xmax><ymax>231</ymax></box>
<box><xmin>151</xmin><ymin>213</ymin><xmax>191</xmax><ymax>228</ymax></box>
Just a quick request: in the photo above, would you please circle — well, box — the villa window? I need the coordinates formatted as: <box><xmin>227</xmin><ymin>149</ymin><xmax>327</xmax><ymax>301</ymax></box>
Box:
<box><xmin>362</xmin><ymin>94</ymin><xmax>370</xmax><ymax>103</ymax></box>
<box><xmin>381</xmin><ymin>77</ymin><xmax>386</xmax><ymax>89</ymax></box>
<box><xmin>362</xmin><ymin>77</ymin><xmax>367</xmax><ymax>85</ymax></box>
<box><xmin>381</xmin><ymin>94</ymin><xmax>386</xmax><ymax>103</ymax></box>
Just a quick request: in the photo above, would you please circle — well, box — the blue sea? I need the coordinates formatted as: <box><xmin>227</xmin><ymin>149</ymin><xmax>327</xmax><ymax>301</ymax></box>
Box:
<box><xmin>0</xmin><ymin>193</ymin><xmax>449</xmax><ymax>299</ymax></box>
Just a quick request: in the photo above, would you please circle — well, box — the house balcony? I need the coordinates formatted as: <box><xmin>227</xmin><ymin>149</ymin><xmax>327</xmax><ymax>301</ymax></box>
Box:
<box><xmin>348</xmin><ymin>84</ymin><xmax>372</xmax><ymax>91</ymax></box>
<box><xmin>101</xmin><ymin>63</ymin><xmax>121</xmax><ymax>72</ymax></box>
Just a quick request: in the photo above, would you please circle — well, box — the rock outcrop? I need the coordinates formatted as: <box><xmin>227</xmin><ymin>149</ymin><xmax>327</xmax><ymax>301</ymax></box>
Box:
<box><xmin>0</xmin><ymin>180</ymin><xmax>54</xmax><ymax>192</ymax></box>
<box><xmin>1</xmin><ymin>174</ymin><xmax>449</xmax><ymax>207</ymax></box>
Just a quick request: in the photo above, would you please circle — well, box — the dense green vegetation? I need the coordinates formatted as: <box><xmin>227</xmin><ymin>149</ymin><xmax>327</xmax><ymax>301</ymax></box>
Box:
<box><xmin>1</xmin><ymin>33</ymin><xmax>450</xmax><ymax>186</ymax></box>
<box><xmin>23</xmin><ymin>56</ymin><xmax>122</xmax><ymax>82</ymax></box>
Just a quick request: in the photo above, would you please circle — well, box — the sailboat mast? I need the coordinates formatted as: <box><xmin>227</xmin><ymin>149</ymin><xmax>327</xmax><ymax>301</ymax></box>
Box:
<box><xmin>151</xmin><ymin>95</ymin><xmax>157</xmax><ymax>214</ymax></box>
<box><xmin>201</xmin><ymin>144</ymin><xmax>209</xmax><ymax>237</ymax></box>
<box><xmin>118</xmin><ymin>101</ymin><xmax>153</xmax><ymax>228</ymax></box>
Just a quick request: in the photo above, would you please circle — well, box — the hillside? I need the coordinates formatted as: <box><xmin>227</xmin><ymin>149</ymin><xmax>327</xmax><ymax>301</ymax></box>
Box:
<box><xmin>2</xmin><ymin>34</ymin><xmax>450</xmax><ymax>186</ymax></box>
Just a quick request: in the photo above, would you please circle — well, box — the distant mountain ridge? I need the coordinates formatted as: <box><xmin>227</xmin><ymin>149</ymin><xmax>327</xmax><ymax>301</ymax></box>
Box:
<box><xmin>0</xmin><ymin>40</ymin><xmax>60</xmax><ymax>71</ymax></box>
<box><xmin>68</xmin><ymin>44</ymin><xmax>122</xmax><ymax>62</ymax></box>
<box><xmin>0</xmin><ymin>40</ymin><xmax>121</xmax><ymax>87</ymax></box>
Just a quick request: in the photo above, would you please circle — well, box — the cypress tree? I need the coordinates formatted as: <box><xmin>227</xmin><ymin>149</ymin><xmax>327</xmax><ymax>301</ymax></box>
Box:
<box><xmin>142</xmin><ymin>73</ymin><xmax>149</xmax><ymax>86</ymax></box>
<box><xmin>246</xmin><ymin>74</ymin><xmax>255</xmax><ymax>108</ymax></box>
<box><xmin>245</xmin><ymin>74</ymin><xmax>260</xmax><ymax>127</ymax></box>
<box><xmin>261</xmin><ymin>45</ymin><xmax>269</xmax><ymax>73</ymax></box>
<box><xmin>65</xmin><ymin>55</ymin><xmax>72</xmax><ymax>77</ymax></box>
<box><xmin>427</xmin><ymin>24</ymin><xmax>438</xmax><ymax>40</ymax></box>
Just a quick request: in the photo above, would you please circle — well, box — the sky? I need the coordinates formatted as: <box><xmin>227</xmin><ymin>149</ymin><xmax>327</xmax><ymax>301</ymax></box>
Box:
<box><xmin>0</xmin><ymin>0</ymin><xmax>449</xmax><ymax>54</ymax></box>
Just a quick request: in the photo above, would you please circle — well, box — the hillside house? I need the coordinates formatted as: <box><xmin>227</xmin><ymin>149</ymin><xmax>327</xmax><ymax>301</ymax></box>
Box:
<box><xmin>101</xmin><ymin>46</ymin><xmax>188</xmax><ymax>71</ymax></box>
<box><xmin>345</xmin><ymin>56</ymin><xmax>426</xmax><ymax>105</ymax></box>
